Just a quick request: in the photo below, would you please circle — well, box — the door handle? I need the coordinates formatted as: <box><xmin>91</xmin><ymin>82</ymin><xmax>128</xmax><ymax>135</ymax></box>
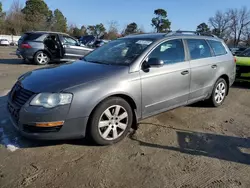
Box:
<box><xmin>211</xmin><ymin>65</ymin><xmax>217</xmax><ymax>69</ymax></box>
<box><xmin>181</xmin><ymin>70</ymin><xmax>189</xmax><ymax>75</ymax></box>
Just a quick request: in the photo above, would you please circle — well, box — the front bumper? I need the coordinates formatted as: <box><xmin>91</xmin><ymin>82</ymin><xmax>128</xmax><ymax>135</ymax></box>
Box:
<box><xmin>7</xmin><ymin>97</ymin><xmax>89</xmax><ymax>140</ymax></box>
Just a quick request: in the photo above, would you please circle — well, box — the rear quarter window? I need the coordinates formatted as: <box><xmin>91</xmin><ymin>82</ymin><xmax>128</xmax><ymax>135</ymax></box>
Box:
<box><xmin>208</xmin><ymin>40</ymin><xmax>227</xmax><ymax>56</ymax></box>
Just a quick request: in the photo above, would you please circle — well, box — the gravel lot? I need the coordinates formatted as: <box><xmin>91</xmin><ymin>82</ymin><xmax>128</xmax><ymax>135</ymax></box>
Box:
<box><xmin>0</xmin><ymin>46</ymin><xmax>250</xmax><ymax>188</ymax></box>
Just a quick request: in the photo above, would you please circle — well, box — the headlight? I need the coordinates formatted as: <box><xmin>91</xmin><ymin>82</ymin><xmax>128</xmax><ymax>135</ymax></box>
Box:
<box><xmin>30</xmin><ymin>93</ymin><xmax>73</xmax><ymax>108</ymax></box>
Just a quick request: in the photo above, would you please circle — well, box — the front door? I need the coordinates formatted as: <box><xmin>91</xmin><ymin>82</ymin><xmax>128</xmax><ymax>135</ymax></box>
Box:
<box><xmin>185</xmin><ymin>39</ymin><xmax>216</xmax><ymax>103</ymax></box>
<box><xmin>140</xmin><ymin>39</ymin><xmax>190</xmax><ymax>118</ymax></box>
<box><xmin>60</xmin><ymin>35</ymin><xmax>92</xmax><ymax>59</ymax></box>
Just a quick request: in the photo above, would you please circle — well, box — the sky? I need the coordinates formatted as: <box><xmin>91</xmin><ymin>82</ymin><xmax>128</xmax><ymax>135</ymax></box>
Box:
<box><xmin>1</xmin><ymin>0</ymin><xmax>250</xmax><ymax>32</ymax></box>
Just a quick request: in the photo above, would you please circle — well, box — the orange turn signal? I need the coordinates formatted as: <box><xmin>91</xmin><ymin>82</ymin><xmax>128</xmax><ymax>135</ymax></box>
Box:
<box><xmin>36</xmin><ymin>121</ymin><xmax>64</xmax><ymax>127</ymax></box>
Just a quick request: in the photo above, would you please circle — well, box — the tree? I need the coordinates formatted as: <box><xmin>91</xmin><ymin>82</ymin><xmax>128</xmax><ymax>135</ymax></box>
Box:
<box><xmin>51</xmin><ymin>9</ymin><xmax>67</xmax><ymax>32</ymax></box>
<box><xmin>228</xmin><ymin>7</ymin><xmax>250</xmax><ymax>47</ymax></box>
<box><xmin>0</xmin><ymin>1</ymin><xmax>6</xmax><ymax>33</ymax></box>
<box><xmin>151</xmin><ymin>9</ymin><xmax>171</xmax><ymax>32</ymax></box>
<box><xmin>22</xmin><ymin>0</ymin><xmax>52</xmax><ymax>30</ymax></box>
<box><xmin>196</xmin><ymin>23</ymin><xmax>210</xmax><ymax>33</ymax></box>
<box><xmin>209</xmin><ymin>11</ymin><xmax>231</xmax><ymax>39</ymax></box>
<box><xmin>4</xmin><ymin>0</ymin><xmax>26</xmax><ymax>35</ymax></box>
<box><xmin>87</xmin><ymin>23</ymin><xmax>106</xmax><ymax>38</ymax></box>
<box><xmin>124</xmin><ymin>22</ymin><xmax>138</xmax><ymax>35</ymax></box>
<box><xmin>105</xmin><ymin>20</ymin><xmax>119</xmax><ymax>40</ymax></box>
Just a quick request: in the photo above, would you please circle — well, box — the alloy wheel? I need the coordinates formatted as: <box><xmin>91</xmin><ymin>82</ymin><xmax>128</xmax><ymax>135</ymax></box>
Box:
<box><xmin>214</xmin><ymin>82</ymin><xmax>226</xmax><ymax>104</ymax></box>
<box><xmin>98</xmin><ymin>105</ymin><xmax>128</xmax><ymax>141</ymax></box>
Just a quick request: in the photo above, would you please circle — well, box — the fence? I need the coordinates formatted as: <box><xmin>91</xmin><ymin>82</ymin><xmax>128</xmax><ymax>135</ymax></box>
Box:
<box><xmin>0</xmin><ymin>35</ymin><xmax>21</xmax><ymax>43</ymax></box>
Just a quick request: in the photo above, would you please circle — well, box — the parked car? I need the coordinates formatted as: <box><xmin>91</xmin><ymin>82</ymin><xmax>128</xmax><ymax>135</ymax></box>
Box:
<box><xmin>0</xmin><ymin>39</ymin><xmax>10</xmax><ymax>46</ymax></box>
<box><xmin>8</xmin><ymin>31</ymin><xmax>235</xmax><ymax>145</ymax></box>
<box><xmin>230</xmin><ymin>47</ymin><xmax>247</xmax><ymax>56</ymax></box>
<box><xmin>16</xmin><ymin>31</ymin><xmax>94</xmax><ymax>65</ymax></box>
<box><xmin>235</xmin><ymin>48</ymin><xmax>250</xmax><ymax>82</ymax></box>
<box><xmin>79</xmin><ymin>35</ymin><xmax>96</xmax><ymax>46</ymax></box>
<box><xmin>91</xmin><ymin>39</ymin><xmax>110</xmax><ymax>48</ymax></box>
<box><xmin>10</xmin><ymin>41</ymin><xmax>18</xmax><ymax>46</ymax></box>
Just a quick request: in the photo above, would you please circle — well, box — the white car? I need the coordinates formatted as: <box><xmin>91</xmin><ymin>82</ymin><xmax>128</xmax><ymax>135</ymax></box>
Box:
<box><xmin>0</xmin><ymin>39</ymin><xmax>10</xmax><ymax>46</ymax></box>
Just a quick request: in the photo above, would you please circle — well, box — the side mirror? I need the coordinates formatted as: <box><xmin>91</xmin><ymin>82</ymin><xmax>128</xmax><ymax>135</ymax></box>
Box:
<box><xmin>147</xmin><ymin>58</ymin><xmax>164</xmax><ymax>67</ymax></box>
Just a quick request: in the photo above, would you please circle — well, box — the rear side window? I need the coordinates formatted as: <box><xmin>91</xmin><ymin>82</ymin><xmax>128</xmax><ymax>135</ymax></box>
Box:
<box><xmin>208</xmin><ymin>40</ymin><xmax>227</xmax><ymax>56</ymax></box>
<box><xmin>186</xmin><ymin>39</ymin><xmax>212</xmax><ymax>60</ymax></box>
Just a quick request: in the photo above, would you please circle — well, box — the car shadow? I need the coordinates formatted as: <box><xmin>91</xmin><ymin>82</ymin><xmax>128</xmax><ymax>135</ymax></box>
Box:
<box><xmin>232</xmin><ymin>82</ymin><xmax>250</xmax><ymax>89</ymax></box>
<box><xmin>0</xmin><ymin>58</ymin><xmax>25</xmax><ymax>65</ymax></box>
<box><xmin>130</xmin><ymin>126</ymin><xmax>250</xmax><ymax>165</ymax></box>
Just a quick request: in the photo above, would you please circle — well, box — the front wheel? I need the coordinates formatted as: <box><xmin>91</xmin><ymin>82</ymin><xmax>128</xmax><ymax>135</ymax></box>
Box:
<box><xmin>208</xmin><ymin>78</ymin><xmax>228</xmax><ymax>107</ymax></box>
<box><xmin>89</xmin><ymin>97</ymin><xmax>133</xmax><ymax>145</ymax></box>
<box><xmin>34</xmin><ymin>51</ymin><xmax>50</xmax><ymax>65</ymax></box>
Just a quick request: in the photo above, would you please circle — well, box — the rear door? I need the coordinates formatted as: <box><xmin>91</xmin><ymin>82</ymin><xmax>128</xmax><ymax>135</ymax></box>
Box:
<box><xmin>59</xmin><ymin>35</ymin><xmax>93</xmax><ymax>59</ymax></box>
<box><xmin>185</xmin><ymin>39</ymin><xmax>216</xmax><ymax>103</ymax></box>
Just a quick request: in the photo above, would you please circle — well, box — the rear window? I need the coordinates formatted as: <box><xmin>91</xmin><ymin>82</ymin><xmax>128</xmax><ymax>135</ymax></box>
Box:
<box><xmin>21</xmin><ymin>33</ymin><xmax>43</xmax><ymax>41</ymax></box>
<box><xmin>208</xmin><ymin>40</ymin><xmax>227</xmax><ymax>56</ymax></box>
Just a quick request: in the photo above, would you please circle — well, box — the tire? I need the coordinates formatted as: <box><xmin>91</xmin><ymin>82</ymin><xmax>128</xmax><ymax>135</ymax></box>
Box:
<box><xmin>208</xmin><ymin>78</ymin><xmax>228</xmax><ymax>107</ymax></box>
<box><xmin>34</xmin><ymin>51</ymin><xmax>50</xmax><ymax>65</ymax></box>
<box><xmin>89</xmin><ymin>97</ymin><xmax>133</xmax><ymax>145</ymax></box>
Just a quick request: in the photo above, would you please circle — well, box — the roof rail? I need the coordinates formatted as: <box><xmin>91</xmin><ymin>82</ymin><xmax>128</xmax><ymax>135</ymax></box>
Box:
<box><xmin>166</xmin><ymin>30</ymin><xmax>218</xmax><ymax>38</ymax></box>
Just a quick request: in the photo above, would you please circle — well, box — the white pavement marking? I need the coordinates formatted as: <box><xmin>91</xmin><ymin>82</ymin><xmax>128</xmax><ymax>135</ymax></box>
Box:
<box><xmin>0</xmin><ymin>89</ymin><xmax>10</xmax><ymax>97</ymax></box>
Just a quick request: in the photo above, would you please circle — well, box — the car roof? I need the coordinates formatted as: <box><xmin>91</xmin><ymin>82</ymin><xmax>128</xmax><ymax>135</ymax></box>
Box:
<box><xmin>122</xmin><ymin>31</ymin><xmax>222</xmax><ymax>41</ymax></box>
<box><xmin>25</xmin><ymin>31</ymin><xmax>69</xmax><ymax>36</ymax></box>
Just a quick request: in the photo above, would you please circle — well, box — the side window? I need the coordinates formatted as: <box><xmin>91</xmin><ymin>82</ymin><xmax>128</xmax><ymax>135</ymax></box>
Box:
<box><xmin>63</xmin><ymin>36</ymin><xmax>77</xmax><ymax>46</ymax></box>
<box><xmin>208</xmin><ymin>40</ymin><xmax>227</xmax><ymax>56</ymax></box>
<box><xmin>187</xmin><ymin>39</ymin><xmax>212</xmax><ymax>60</ymax></box>
<box><xmin>148</xmin><ymin>39</ymin><xmax>185</xmax><ymax>64</ymax></box>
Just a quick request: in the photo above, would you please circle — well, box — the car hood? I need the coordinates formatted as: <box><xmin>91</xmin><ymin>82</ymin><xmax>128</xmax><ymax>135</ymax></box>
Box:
<box><xmin>18</xmin><ymin>61</ymin><xmax>128</xmax><ymax>93</ymax></box>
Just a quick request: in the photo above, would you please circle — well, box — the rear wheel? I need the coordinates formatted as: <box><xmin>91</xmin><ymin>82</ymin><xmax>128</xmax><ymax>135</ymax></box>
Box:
<box><xmin>208</xmin><ymin>78</ymin><xmax>227</xmax><ymax>107</ymax></box>
<box><xmin>34</xmin><ymin>51</ymin><xmax>50</xmax><ymax>65</ymax></box>
<box><xmin>89</xmin><ymin>97</ymin><xmax>133</xmax><ymax>145</ymax></box>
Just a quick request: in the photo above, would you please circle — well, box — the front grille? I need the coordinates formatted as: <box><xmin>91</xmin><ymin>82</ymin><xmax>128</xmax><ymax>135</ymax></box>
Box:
<box><xmin>10</xmin><ymin>84</ymin><xmax>34</xmax><ymax>108</ymax></box>
<box><xmin>7</xmin><ymin>103</ymin><xmax>19</xmax><ymax>124</ymax></box>
<box><xmin>23</xmin><ymin>124</ymin><xmax>62</xmax><ymax>133</ymax></box>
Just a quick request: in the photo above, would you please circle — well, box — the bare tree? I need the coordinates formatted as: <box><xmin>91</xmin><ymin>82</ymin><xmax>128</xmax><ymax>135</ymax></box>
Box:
<box><xmin>209</xmin><ymin>10</ymin><xmax>231</xmax><ymax>39</ymax></box>
<box><xmin>106</xmin><ymin>20</ymin><xmax>119</xmax><ymax>40</ymax></box>
<box><xmin>5</xmin><ymin>0</ymin><xmax>25</xmax><ymax>35</ymax></box>
<box><xmin>228</xmin><ymin>7</ymin><xmax>250</xmax><ymax>46</ymax></box>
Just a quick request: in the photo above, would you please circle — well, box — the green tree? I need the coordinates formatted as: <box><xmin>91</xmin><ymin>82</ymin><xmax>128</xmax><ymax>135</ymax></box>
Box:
<box><xmin>22</xmin><ymin>0</ymin><xmax>52</xmax><ymax>30</ymax></box>
<box><xmin>196</xmin><ymin>23</ymin><xmax>211</xmax><ymax>33</ymax></box>
<box><xmin>51</xmin><ymin>9</ymin><xmax>67</xmax><ymax>32</ymax></box>
<box><xmin>0</xmin><ymin>2</ymin><xmax>6</xmax><ymax>33</ymax></box>
<box><xmin>151</xmin><ymin>9</ymin><xmax>171</xmax><ymax>33</ymax></box>
<box><xmin>124</xmin><ymin>22</ymin><xmax>138</xmax><ymax>35</ymax></box>
<box><xmin>87</xmin><ymin>23</ymin><xmax>106</xmax><ymax>38</ymax></box>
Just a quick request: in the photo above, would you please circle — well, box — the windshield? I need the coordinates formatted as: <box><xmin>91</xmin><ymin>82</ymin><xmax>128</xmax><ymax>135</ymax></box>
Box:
<box><xmin>83</xmin><ymin>38</ymin><xmax>154</xmax><ymax>65</ymax></box>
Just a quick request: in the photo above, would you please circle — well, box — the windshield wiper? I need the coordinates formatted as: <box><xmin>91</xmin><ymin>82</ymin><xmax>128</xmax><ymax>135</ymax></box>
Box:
<box><xmin>84</xmin><ymin>59</ymin><xmax>110</xmax><ymax>65</ymax></box>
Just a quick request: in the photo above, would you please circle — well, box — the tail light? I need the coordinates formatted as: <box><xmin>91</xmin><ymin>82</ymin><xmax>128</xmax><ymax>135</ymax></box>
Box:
<box><xmin>21</xmin><ymin>43</ymin><xmax>32</xmax><ymax>49</ymax></box>
<box><xmin>234</xmin><ymin>57</ymin><xmax>237</xmax><ymax>63</ymax></box>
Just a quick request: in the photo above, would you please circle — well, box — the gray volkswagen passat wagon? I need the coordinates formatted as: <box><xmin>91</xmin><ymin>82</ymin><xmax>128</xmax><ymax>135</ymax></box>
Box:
<box><xmin>8</xmin><ymin>31</ymin><xmax>236</xmax><ymax>145</ymax></box>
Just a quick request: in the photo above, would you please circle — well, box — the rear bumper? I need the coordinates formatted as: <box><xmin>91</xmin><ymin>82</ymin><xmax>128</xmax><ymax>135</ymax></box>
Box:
<box><xmin>16</xmin><ymin>49</ymin><xmax>35</xmax><ymax>60</ymax></box>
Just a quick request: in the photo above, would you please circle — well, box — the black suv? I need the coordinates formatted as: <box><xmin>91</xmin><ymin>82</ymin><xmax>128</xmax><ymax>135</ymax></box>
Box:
<box><xmin>16</xmin><ymin>31</ymin><xmax>94</xmax><ymax>65</ymax></box>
